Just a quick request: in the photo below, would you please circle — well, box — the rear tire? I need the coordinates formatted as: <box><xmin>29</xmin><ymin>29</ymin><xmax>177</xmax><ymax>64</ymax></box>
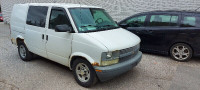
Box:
<box><xmin>72</xmin><ymin>58</ymin><xmax>98</xmax><ymax>87</ymax></box>
<box><xmin>18</xmin><ymin>42</ymin><xmax>33</xmax><ymax>61</ymax></box>
<box><xmin>170</xmin><ymin>43</ymin><xmax>192</xmax><ymax>62</ymax></box>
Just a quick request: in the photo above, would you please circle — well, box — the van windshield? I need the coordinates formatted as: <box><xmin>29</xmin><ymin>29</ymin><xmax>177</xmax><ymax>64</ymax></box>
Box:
<box><xmin>69</xmin><ymin>8</ymin><xmax>119</xmax><ymax>33</ymax></box>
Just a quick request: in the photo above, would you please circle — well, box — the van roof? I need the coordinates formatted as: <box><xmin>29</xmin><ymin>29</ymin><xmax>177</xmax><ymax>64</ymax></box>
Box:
<box><xmin>16</xmin><ymin>3</ymin><xmax>101</xmax><ymax>8</ymax></box>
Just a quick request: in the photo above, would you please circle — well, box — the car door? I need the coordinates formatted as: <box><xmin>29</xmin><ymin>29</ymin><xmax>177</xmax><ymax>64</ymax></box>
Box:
<box><xmin>119</xmin><ymin>15</ymin><xmax>148</xmax><ymax>49</ymax></box>
<box><xmin>25</xmin><ymin>6</ymin><xmax>48</xmax><ymax>58</ymax></box>
<box><xmin>45</xmin><ymin>7</ymin><xmax>73</xmax><ymax>65</ymax></box>
<box><xmin>179</xmin><ymin>13</ymin><xmax>200</xmax><ymax>55</ymax></box>
<box><xmin>145</xmin><ymin>13</ymin><xmax>180</xmax><ymax>53</ymax></box>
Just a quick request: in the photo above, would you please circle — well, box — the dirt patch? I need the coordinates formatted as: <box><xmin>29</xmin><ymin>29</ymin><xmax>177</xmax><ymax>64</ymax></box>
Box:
<box><xmin>0</xmin><ymin>80</ymin><xmax>19</xmax><ymax>90</ymax></box>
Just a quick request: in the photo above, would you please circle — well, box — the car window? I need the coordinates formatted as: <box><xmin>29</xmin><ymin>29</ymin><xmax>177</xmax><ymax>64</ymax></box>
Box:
<box><xmin>123</xmin><ymin>15</ymin><xmax>146</xmax><ymax>27</ymax></box>
<box><xmin>181</xmin><ymin>16</ymin><xmax>197</xmax><ymax>27</ymax></box>
<box><xmin>171</xmin><ymin>16</ymin><xmax>179</xmax><ymax>26</ymax></box>
<box><xmin>149</xmin><ymin>15</ymin><xmax>179</xmax><ymax>26</ymax></box>
<box><xmin>150</xmin><ymin>15</ymin><xmax>171</xmax><ymax>26</ymax></box>
<box><xmin>26</xmin><ymin>6</ymin><xmax>48</xmax><ymax>27</ymax></box>
<box><xmin>49</xmin><ymin>9</ymin><xmax>71</xmax><ymax>29</ymax></box>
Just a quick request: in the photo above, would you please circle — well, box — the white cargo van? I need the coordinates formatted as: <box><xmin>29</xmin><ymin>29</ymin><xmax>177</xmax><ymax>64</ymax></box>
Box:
<box><xmin>10</xmin><ymin>3</ymin><xmax>142</xmax><ymax>87</ymax></box>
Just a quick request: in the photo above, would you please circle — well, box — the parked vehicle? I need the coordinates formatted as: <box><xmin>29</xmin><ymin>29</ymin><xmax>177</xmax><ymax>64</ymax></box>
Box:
<box><xmin>0</xmin><ymin>13</ymin><xmax>3</xmax><ymax>22</ymax></box>
<box><xmin>119</xmin><ymin>10</ymin><xmax>200</xmax><ymax>62</ymax></box>
<box><xmin>10</xmin><ymin>3</ymin><xmax>142</xmax><ymax>87</ymax></box>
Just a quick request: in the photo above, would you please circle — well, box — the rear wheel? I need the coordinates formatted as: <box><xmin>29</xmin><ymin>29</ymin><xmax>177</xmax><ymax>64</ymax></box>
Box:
<box><xmin>170</xmin><ymin>43</ymin><xmax>192</xmax><ymax>62</ymax></box>
<box><xmin>18</xmin><ymin>42</ymin><xmax>33</xmax><ymax>61</ymax></box>
<box><xmin>72</xmin><ymin>58</ymin><xmax>97</xmax><ymax>87</ymax></box>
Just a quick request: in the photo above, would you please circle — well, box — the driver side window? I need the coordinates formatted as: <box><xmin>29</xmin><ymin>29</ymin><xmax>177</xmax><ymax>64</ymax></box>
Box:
<box><xmin>49</xmin><ymin>8</ymin><xmax>71</xmax><ymax>29</ymax></box>
<box><xmin>124</xmin><ymin>15</ymin><xmax>146</xmax><ymax>27</ymax></box>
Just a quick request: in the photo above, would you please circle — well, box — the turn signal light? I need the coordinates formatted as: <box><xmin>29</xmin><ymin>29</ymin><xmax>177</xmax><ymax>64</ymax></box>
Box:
<box><xmin>92</xmin><ymin>62</ymin><xmax>99</xmax><ymax>66</ymax></box>
<box><xmin>95</xmin><ymin>70</ymin><xmax>102</xmax><ymax>72</ymax></box>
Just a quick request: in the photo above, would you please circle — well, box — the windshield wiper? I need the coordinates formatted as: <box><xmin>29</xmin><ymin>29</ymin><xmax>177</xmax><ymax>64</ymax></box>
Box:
<box><xmin>103</xmin><ymin>25</ymin><xmax>115</xmax><ymax>27</ymax></box>
<box><xmin>81</xmin><ymin>25</ymin><xmax>97</xmax><ymax>28</ymax></box>
<box><xmin>80</xmin><ymin>25</ymin><xmax>105</xmax><ymax>33</ymax></box>
<box><xmin>102</xmin><ymin>25</ymin><xmax>120</xmax><ymax>29</ymax></box>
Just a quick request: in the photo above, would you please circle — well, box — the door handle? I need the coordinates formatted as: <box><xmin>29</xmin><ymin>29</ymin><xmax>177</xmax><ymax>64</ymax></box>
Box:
<box><xmin>42</xmin><ymin>34</ymin><xmax>44</xmax><ymax>40</ymax></box>
<box><xmin>148</xmin><ymin>30</ymin><xmax>153</xmax><ymax>33</ymax></box>
<box><xmin>46</xmin><ymin>35</ymin><xmax>48</xmax><ymax>41</ymax></box>
<box><xmin>135</xmin><ymin>30</ymin><xmax>140</xmax><ymax>34</ymax></box>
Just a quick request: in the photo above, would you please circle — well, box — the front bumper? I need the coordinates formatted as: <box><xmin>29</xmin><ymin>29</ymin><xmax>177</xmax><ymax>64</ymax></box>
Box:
<box><xmin>94</xmin><ymin>51</ymin><xmax>142</xmax><ymax>82</ymax></box>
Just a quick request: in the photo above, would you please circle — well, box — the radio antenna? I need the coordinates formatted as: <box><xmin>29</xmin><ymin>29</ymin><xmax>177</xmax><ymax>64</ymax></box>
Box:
<box><xmin>195</xmin><ymin>7</ymin><xmax>200</xmax><ymax>12</ymax></box>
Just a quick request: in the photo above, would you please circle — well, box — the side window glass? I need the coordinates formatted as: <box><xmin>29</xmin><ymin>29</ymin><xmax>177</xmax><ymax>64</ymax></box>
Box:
<box><xmin>181</xmin><ymin>16</ymin><xmax>196</xmax><ymax>27</ymax></box>
<box><xmin>150</xmin><ymin>15</ymin><xmax>178</xmax><ymax>26</ymax></box>
<box><xmin>26</xmin><ymin>6</ymin><xmax>48</xmax><ymax>27</ymax></box>
<box><xmin>150</xmin><ymin>15</ymin><xmax>171</xmax><ymax>26</ymax></box>
<box><xmin>49</xmin><ymin>9</ymin><xmax>71</xmax><ymax>29</ymax></box>
<box><xmin>124</xmin><ymin>15</ymin><xmax>146</xmax><ymax>27</ymax></box>
<box><xmin>171</xmin><ymin>16</ymin><xmax>179</xmax><ymax>26</ymax></box>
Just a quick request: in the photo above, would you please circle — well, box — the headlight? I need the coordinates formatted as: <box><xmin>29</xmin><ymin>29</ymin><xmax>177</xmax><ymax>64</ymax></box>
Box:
<box><xmin>101</xmin><ymin>59</ymin><xmax>119</xmax><ymax>66</ymax></box>
<box><xmin>101</xmin><ymin>51</ymin><xmax>120</xmax><ymax>66</ymax></box>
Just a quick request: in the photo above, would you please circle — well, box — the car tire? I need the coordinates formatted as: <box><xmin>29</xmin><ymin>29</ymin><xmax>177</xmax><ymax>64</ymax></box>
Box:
<box><xmin>170</xmin><ymin>43</ymin><xmax>192</xmax><ymax>62</ymax></box>
<box><xmin>18</xmin><ymin>42</ymin><xmax>33</xmax><ymax>61</ymax></box>
<box><xmin>72</xmin><ymin>58</ymin><xmax>98</xmax><ymax>87</ymax></box>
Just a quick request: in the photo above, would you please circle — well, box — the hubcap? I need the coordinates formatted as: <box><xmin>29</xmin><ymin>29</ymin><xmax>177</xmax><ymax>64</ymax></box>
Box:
<box><xmin>172</xmin><ymin>45</ymin><xmax>190</xmax><ymax>60</ymax></box>
<box><xmin>19</xmin><ymin>45</ymin><xmax>26</xmax><ymax>58</ymax></box>
<box><xmin>76</xmin><ymin>63</ymin><xmax>90</xmax><ymax>82</ymax></box>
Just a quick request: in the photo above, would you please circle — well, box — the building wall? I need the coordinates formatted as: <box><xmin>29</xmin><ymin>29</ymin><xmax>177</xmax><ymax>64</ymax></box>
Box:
<box><xmin>1</xmin><ymin>0</ymin><xmax>200</xmax><ymax>23</ymax></box>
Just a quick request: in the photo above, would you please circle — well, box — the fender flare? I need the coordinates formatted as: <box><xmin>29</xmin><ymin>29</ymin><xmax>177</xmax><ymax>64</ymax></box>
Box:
<box><xmin>16</xmin><ymin>35</ymin><xmax>28</xmax><ymax>49</ymax></box>
<box><xmin>16</xmin><ymin>35</ymin><xmax>25</xmax><ymax>44</ymax></box>
<box><xmin>69</xmin><ymin>52</ymin><xmax>95</xmax><ymax>69</ymax></box>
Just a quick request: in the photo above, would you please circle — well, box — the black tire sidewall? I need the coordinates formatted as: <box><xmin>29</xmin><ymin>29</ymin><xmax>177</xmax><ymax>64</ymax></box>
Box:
<box><xmin>72</xmin><ymin>59</ymin><xmax>97</xmax><ymax>87</ymax></box>
<box><xmin>170</xmin><ymin>43</ymin><xmax>192</xmax><ymax>62</ymax></box>
<box><xmin>18</xmin><ymin>42</ymin><xmax>32</xmax><ymax>61</ymax></box>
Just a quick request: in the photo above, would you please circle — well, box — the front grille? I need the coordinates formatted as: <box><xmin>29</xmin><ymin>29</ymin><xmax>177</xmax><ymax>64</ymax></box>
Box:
<box><xmin>120</xmin><ymin>46</ymin><xmax>134</xmax><ymax>58</ymax></box>
<box><xmin>119</xmin><ymin>44</ymin><xmax>140</xmax><ymax>63</ymax></box>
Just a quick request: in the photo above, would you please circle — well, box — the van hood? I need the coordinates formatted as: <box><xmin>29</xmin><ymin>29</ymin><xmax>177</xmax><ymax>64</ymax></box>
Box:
<box><xmin>86</xmin><ymin>28</ymin><xmax>141</xmax><ymax>51</ymax></box>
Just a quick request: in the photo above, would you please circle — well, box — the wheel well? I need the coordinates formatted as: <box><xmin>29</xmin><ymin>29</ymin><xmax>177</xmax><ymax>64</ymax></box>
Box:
<box><xmin>70</xmin><ymin>56</ymin><xmax>89</xmax><ymax>69</ymax></box>
<box><xmin>169</xmin><ymin>42</ymin><xmax>194</xmax><ymax>54</ymax></box>
<box><xmin>16</xmin><ymin>38</ymin><xmax>24</xmax><ymax>45</ymax></box>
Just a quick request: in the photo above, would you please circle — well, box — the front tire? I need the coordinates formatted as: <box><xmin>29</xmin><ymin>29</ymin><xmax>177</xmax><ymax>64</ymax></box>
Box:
<box><xmin>18</xmin><ymin>42</ymin><xmax>33</xmax><ymax>61</ymax></box>
<box><xmin>170</xmin><ymin>43</ymin><xmax>192</xmax><ymax>62</ymax></box>
<box><xmin>72</xmin><ymin>58</ymin><xmax>97</xmax><ymax>87</ymax></box>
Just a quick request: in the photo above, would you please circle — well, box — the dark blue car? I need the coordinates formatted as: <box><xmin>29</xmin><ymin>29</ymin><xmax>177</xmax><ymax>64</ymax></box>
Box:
<box><xmin>119</xmin><ymin>10</ymin><xmax>200</xmax><ymax>61</ymax></box>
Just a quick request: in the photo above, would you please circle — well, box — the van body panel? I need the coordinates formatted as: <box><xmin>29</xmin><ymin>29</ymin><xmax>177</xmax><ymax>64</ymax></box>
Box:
<box><xmin>69</xmin><ymin>52</ymin><xmax>97</xmax><ymax>68</ymax></box>
<box><xmin>25</xmin><ymin>26</ymin><xmax>47</xmax><ymax>57</ymax></box>
<box><xmin>10</xmin><ymin>4</ymin><xmax>29</xmax><ymax>45</ymax></box>
<box><xmin>45</xmin><ymin>30</ymin><xmax>73</xmax><ymax>66</ymax></box>
<box><xmin>86</xmin><ymin>28</ymin><xmax>141</xmax><ymax>51</ymax></box>
<box><xmin>71</xmin><ymin>33</ymin><xmax>108</xmax><ymax>65</ymax></box>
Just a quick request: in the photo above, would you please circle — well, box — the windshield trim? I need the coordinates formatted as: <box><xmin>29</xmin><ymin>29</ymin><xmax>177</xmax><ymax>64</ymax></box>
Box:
<box><xmin>68</xmin><ymin>8</ymin><xmax>119</xmax><ymax>33</ymax></box>
<box><xmin>82</xmin><ymin>26</ymin><xmax>120</xmax><ymax>33</ymax></box>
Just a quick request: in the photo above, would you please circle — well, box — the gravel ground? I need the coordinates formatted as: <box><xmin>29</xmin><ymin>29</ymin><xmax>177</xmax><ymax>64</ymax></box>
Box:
<box><xmin>1</xmin><ymin>23</ymin><xmax>200</xmax><ymax>90</ymax></box>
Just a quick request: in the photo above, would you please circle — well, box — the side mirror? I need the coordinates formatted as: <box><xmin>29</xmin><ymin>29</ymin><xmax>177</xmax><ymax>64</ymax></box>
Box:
<box><xmin>55</xmin><ymin>24</ymin><xmax>72</xmax><ymax>32</ymax></box>
<box><xmin>119</xmin><ymin>24</ymin><xmax>128</xmax><ymax>28</ymax></box>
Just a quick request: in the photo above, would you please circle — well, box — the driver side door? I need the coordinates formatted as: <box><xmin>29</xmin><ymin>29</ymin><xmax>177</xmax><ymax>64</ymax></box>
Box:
<box><xmin>45</xmin><ymin>7</ymin><xmax>73</xmax><ymax>65</ymax></box>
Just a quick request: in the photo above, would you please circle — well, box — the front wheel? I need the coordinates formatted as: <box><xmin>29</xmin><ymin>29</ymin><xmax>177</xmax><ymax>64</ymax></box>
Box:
<box><xmin>170</xmin><ymin>43</ymin><xmax>192</xmax><ymax>62</ymax></box>
<box><xmin>18</xmin><ymin>42</ymin><xmax>33</xmax><ymax>61</ymax></box>
<box><xmin>72</xmin><ymin>58</ymin><xmax>97</xmax><ymax>87</ymax></box>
